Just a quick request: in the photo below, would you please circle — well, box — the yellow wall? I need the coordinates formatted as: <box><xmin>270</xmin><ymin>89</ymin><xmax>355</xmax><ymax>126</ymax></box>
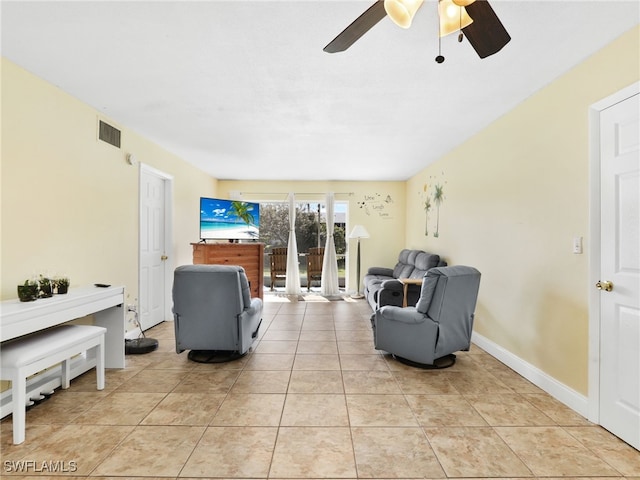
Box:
<box><xmin>217</xmin><ymin>180</ymin><xmax>406</xmax><ymax>293</ymax></box>
<box><xmin>2</xmin><ymin>25</ymin><xmax>638</xmax><ymax>397</ymax></box>
<box><xmin>405</xmin><ymin>26</ymin><xmax>640</xmax><ymax>395</ymax></box>
<box><xmin>1</xmin><ymin>58</ymin><xmax>218</xmax><ymax>307</ymax></box>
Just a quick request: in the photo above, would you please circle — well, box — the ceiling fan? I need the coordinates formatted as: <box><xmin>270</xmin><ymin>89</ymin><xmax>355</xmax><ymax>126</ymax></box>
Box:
<box><xmin>323</xmin><ymin>0</ymin><xmax>511</xmax><ymax>61</ymax></box>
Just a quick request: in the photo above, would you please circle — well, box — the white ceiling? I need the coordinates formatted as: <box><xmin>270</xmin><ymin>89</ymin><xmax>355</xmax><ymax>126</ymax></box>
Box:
<box><xmin>2</xmin><ymin>1</ymin><xmax>638</xmax><ymax>181</ymax></box>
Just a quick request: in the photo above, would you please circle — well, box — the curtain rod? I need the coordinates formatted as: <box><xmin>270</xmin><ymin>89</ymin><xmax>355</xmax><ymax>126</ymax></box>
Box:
<box><xmin>230</xmin><ymin>192</ymin><xmax>355</xmax><ymax>202</ymax></box>
<box><xmin>237</xmin><ymin>192</ymin><xmax>354</xmax><ymax>196</ymax></box>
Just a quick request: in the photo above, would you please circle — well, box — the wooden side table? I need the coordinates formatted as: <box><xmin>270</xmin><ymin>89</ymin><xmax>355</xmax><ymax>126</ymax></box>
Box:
<box><xmin>398</xmin><ymin>278</ymin><xmax>423</xmax><ymax>307</ymax></box>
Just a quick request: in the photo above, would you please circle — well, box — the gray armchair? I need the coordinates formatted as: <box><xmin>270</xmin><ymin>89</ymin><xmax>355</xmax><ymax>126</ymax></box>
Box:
<box><xmin>372</xmin><ymin>265</ymin><xmax>480</xmax><ymax>368</ymax></box>
<box><xmin>172</xmin><ymin>264</ymin><xmax>263</xmax><ymax>362</ymax></box>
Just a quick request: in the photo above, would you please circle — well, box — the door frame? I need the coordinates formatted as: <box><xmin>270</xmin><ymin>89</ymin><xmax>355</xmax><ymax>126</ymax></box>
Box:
<box><xmin>138</xmin><ymin>163</ymin><xmax>174</xmax><ymax>330</ymax></box>
<box><xmin>587</xmin><ymin>81</ymin><xmax>639</xmax><ymax>423</ymax></box>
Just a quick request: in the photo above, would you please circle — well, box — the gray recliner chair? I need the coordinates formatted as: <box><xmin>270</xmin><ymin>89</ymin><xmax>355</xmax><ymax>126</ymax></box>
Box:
<box><xmin>372</xmin><ymin>265</ymin><xmax>481</xmax><ymax>368</ymax></box>
<box><xmin>172</xmin><ymin>264</ymin><xmax>263</xmax><ymax>362</ymax></box>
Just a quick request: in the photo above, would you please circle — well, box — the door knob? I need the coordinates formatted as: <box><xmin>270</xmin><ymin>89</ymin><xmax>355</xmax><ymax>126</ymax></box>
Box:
<box><xmin>596</xmin><ymin>280</ymin><xmax>613</xmax><ymax>292</ymax></box>
<box><xmin>161</xmin><ymin>255</ymin><xmax>168</xmax><ymax>261</ymax></box>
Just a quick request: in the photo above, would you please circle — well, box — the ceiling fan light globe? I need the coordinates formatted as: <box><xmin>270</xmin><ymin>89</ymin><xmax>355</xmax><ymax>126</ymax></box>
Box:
<box><xmin>438</xmin><ymin>0</ymin><xmax>473</xmax><ymax>37</ymax></box>
<box><xmin>451</xmin><ymin>0</ymin><xmax>475</xmax><ymax>6</ymax></box>
<box><xmin>384</xmin><ymin>0</ymin><xmax>424</xmax><ymax>28</ymax></box>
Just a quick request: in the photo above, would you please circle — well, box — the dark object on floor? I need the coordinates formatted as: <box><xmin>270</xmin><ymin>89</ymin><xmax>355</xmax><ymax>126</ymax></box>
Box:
<box><xmin>393</xmin><ymin>353</ymin><xmax>457</xmax><ymax>369</ymax></box>
<box><xmin>187</xmin><ymin>350</ymin><xmax>245</xmax><ymax>363</ymax></box>
<box><xmin>125</xmin><ymin>337</ymin><xmax>159</xmax><ymax>354</ymax></box>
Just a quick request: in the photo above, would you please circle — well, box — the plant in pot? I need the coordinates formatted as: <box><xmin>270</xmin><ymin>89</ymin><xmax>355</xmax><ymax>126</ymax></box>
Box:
<box><xmin>54</xmin><ymin>276</ymin><xmax>70</xmax><ymax>294</ymax></box>
<box><xmin>38</xmin><ymin>275</ymin><xmax>53</xmax><ymax>298</ymax></box>
<box><xmin>17</xmin><ymin>279</ymin><xmax>39</xmax><ymax>302</ymax></box>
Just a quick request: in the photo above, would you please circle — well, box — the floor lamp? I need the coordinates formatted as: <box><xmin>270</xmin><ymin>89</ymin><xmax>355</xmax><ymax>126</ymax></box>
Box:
<box><xmin>349</xmin><ymin>225</ymin><xmax>370</xmax><ymax>298</ymax></box>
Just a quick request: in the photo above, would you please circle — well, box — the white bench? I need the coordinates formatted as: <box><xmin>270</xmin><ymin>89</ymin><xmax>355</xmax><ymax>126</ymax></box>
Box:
<box><xmin>0</xmin><ymin>324</ymin><xmax>106</xmax><ymax>444</ymax></box>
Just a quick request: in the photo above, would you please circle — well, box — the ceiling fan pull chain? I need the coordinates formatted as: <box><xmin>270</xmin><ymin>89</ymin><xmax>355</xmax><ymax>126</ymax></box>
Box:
<box><xmin>435</xmin><ymin>34</ymin><xmax>445</xmax><ymax>63</ymax></box>
<box><xmin>435</xmin><ymin>0</ymin><xmax>445</xmax><ymax>63</ymax></box>
<box><xmin>458</xmin><ymin>7</ymin><xmax>464</xmax><ymax>42</ymax></box>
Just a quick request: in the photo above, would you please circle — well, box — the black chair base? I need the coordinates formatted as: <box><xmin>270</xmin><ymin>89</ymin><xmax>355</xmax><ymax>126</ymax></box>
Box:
<box><xmin>393</xmin><ymin>353</ymin><xmax>456</xmax><ymax>369</ymax></box>
<box><xmin>188</xmin><ymin>350</ymin><xmax>245</xmax><ymax>363</ymax></box>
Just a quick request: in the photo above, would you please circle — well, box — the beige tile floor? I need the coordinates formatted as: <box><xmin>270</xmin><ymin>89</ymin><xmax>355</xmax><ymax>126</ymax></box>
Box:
<box><xmin>2</xmin><ymin>295</ymin><xmax>639</xmax><ymax>479</ymax></box>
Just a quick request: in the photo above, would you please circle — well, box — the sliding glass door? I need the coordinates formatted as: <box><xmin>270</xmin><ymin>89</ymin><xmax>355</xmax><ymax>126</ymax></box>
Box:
<box><xmin>260</xmin><ymin>201</ymin><xmax>346</xmax><ymax>290</ymax></box>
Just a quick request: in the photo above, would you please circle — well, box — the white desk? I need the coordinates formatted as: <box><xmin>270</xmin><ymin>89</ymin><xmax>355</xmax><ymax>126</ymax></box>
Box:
<box><xmin>1</xmin><ymin>285</ymin><xmax>125</xmax><ymax>368</ymax></box>
<box><xmin>0</xmin><ymin>286</ymin><xmax>125</xmax><ymax>418</ymax></box>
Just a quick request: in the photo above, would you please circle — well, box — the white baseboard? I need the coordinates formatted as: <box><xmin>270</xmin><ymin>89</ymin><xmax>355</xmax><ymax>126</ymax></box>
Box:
<box><xmin>471</xmin><ymin>332</ymin><xmax>589</xmax><ymax>418</ymax></box>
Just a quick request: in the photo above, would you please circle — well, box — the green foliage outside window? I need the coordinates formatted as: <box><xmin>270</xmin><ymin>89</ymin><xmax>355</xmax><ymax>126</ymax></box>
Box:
<box><xmin>259</xmin><ymin>203</ymin><xmax>346</xmax><ymax>256</ymax></box>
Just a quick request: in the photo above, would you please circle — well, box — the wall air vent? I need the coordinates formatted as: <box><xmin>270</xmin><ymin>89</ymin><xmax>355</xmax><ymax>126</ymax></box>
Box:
<box><xmin>98</xmin><ymin>120</ymin><xmax>121</xmax><ymax>148</ymax></box>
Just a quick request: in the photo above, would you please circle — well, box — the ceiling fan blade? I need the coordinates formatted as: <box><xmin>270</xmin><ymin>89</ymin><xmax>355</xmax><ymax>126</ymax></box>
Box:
<box><xmin>323</xmin><ymin>1</ymin><xmax>387</xmax><ymax>53</ymax></box>
<box><xmin>462</xmin><ymin>0</ymin><xmax>511</xmax><ymax>59</ymax></box>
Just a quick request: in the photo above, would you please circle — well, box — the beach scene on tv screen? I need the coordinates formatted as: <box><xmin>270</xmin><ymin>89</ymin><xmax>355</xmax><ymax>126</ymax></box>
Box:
<box><xmin>200</xmin><ymin>198</ymin><xmax>259</xmax><ymax>240</ymax></box>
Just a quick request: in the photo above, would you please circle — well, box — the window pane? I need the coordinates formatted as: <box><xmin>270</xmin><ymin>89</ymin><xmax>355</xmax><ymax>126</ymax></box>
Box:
<box><xmin>260</xmin><ymin>201</ymin><xmax>346</xmax><ymax>290</ymax></box>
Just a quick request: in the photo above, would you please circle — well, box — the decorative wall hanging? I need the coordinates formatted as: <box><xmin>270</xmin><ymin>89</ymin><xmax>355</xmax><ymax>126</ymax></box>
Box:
<box><xmin>357</xmin><ymin>193</ymin><xmax>395</xmax><ymax>218</ymax></box>
<box><xmin>421</xmin><ymin>186</ymin><xmax>432</xmax><ymax>236</ymax></box>
<box><xmin>420</xmin><ymin>172</ymin><xmax>447</xmax><ymax>237</ymax></box>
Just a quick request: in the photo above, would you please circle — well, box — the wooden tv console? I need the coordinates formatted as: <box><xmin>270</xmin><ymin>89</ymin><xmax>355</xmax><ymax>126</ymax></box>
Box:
<box><xmin>191</xmin><ymin>242</ymin><xmax>264</xmax><ymax>299</ymax></box>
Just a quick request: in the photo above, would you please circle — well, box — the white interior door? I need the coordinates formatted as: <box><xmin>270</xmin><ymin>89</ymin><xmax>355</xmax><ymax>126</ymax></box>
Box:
<box><xmin>140</xmin><ymin>166</ymin><xmax>172</xmax><ymax>330</ymax></box>
<box><xmin>599</xmin><ymin>92</ymin><xmax>640</xmax><ymax>449</ymax></box>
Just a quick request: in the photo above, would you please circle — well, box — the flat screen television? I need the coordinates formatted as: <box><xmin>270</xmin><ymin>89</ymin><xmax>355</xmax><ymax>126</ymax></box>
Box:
<box><xmin>200</xmin><ymin>197</ymin><xmax>260</xmax><ymax>241</ymax></box>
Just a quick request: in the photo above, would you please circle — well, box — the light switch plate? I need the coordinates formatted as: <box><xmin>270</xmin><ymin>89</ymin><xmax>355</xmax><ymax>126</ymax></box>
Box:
<box><xmin>573</xmin><ymin>236</ymin><xmax>583</xmax><ymax>254</ymax></box>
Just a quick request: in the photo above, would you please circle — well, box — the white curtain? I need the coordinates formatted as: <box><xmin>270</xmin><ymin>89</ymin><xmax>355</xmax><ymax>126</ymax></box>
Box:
<box><xmin>321</xmin><ymin>192</ymin><xmax>340</xmax><ymax>296</ymax></box>
<box><xmin>285</xmin><ymin>192</ymin><xmax>301</xmax><ymax>294</ymax></box>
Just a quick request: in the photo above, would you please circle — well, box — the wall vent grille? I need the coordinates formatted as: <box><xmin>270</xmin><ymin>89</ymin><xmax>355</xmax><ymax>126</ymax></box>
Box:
<box><xmin>98</xmin><ymin>120</ymin><xmax>121</xmax><ymax>148</ymax></box>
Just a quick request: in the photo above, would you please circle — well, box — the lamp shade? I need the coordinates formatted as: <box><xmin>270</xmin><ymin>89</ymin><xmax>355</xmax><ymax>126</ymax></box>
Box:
<box><xmin>438</xmin><ymin>0</ymin><xmax>473</xmax><ymax>37</ymax></box>
<box><xmin>349</xmin><ymin>225</ymin><xmax>370</xmax><ymax>239</ymax></box>
<box><xmin>452</xmin><ymin>0</ymin><xmax>475</xmax><ymax>6</ymax></box>
<box><xmin>384</xmin><ymin>0</ymin><xmax>424</xmax><ymax>28</ymax></box>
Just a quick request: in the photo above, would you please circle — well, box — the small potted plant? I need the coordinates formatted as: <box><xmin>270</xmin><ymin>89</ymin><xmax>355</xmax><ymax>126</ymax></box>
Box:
<box><xmin>38</xmin><ymin>275</ymin><xmax>53</xmax><ymax>298</ymax></box>
<box><xmin>54</xmin><ymin>276</ymin><xmax>70</xmax><ymax>294</ymax></box>
<box><xmin>17</xmin><ymin>279</ymin><xmax>39</xmax><ymax>302</ymax></box>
